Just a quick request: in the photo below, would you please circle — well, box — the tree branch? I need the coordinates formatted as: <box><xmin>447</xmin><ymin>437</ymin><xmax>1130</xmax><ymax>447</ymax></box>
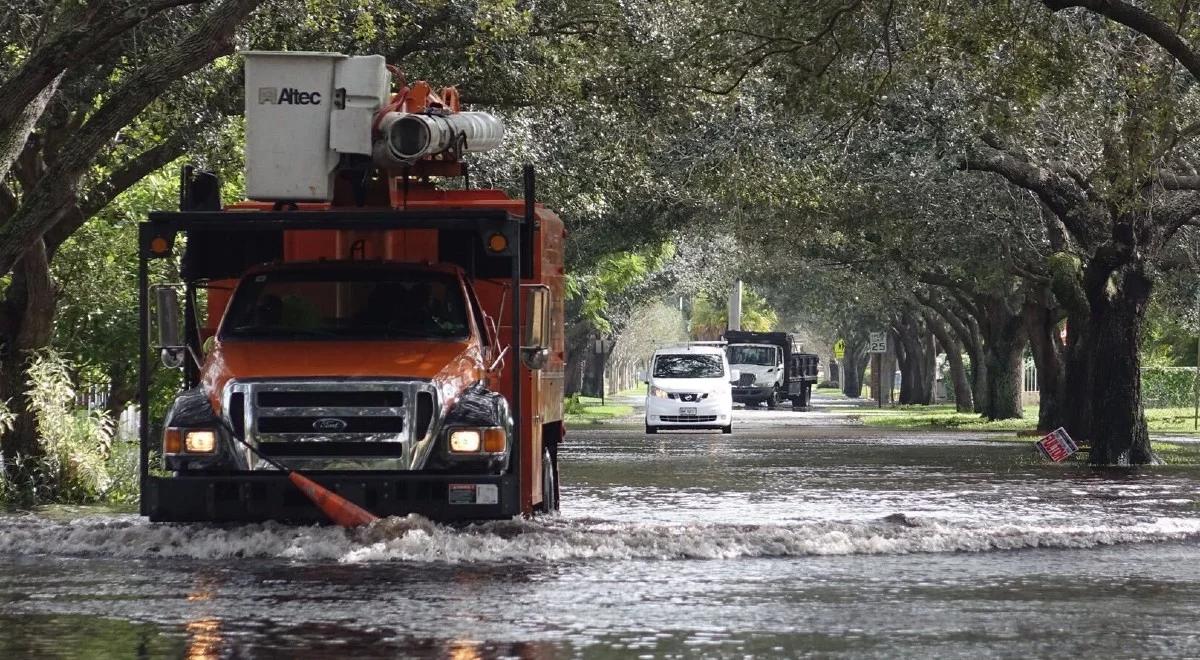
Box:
<box><xmin>43</xmin><ymin>130</ymin><xmax>193</xmax><ymax>258</ymax></box>
<box><xmin>1158</xmin><ymin>173</ymin><xmax>1200</xmax><ymax>190</ymax></box>
<box><xmin>0</xmin><ymin>0</ymin><xmax>263</xmax><ymax>278</ymax></box>
<box><xmin>0</xmin><ymin>0</ymin><xmax>209</xmax><ymax>134</ymax></box>
<box><xmin>960</xmin><ymin>143</ymin><xmax>1101</xmax><ymax>247</ymax></box>
<box><xmin>1043</xmin><ymin>0</ymin><xmax>1200</xmax><ymax>83</ymax></box>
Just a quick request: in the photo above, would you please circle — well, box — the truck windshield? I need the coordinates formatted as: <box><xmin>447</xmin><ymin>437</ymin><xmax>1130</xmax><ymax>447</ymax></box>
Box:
<box><xmin>221</xmin><ymin>268</ymin><xmax>470</xmax><ymax>340</ymax></box>
<box><xmin>728</xmin><ymin>345</ymin><xmax>776</xmax><ymax>366</ymax></box>
<box><xmin>653</xmin><ymin>354</ymin><xmax>724</xmax><ymax>378</ymax></box>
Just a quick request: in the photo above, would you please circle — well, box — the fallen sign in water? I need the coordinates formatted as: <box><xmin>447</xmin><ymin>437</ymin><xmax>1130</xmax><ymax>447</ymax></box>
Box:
<box><xmin>1036</xmin><ymin>427</ymin><xmax>1079</xmax><ymax>462</ymax></box>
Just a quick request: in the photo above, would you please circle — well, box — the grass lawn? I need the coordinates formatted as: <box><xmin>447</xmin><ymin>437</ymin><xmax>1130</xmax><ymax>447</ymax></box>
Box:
<box><xmin>564</xmin><ymin>389</ymin><xmax>640</xmax><ymax>425</ymax></box>
<box><xmin>814</xmin><ymin>386</ymin><xmax>845</xmax><ymax>398</ymax></box>
<box><xmin>856</xmin><ymin>404</ymin><xmax>1200</xmax><ymax>433</ymax></box>
<box><xmin>856</xmin><ymin>403</ymin><xmax>1200</xmax><ymax>463</ymax></box>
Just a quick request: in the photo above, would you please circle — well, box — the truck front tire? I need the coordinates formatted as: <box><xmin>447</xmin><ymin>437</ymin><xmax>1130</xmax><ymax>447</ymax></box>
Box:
<box><xmin>645</xmin><ymin>424</ymin><xmax>658</xmax><ymax>434</ymax></box>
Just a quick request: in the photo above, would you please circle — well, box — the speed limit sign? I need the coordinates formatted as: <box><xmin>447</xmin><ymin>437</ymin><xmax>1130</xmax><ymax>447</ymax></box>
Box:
<box><xmin>868</xmin><ymin>332</ymin><xmax>887</xmax><ymax>353</ymax></box>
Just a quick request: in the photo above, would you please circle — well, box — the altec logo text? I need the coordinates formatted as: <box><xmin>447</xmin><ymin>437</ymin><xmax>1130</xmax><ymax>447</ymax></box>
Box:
<box><xmin>258</xmin><ymin>87</ymin><xmax>322</xmax><ymax>105</ymax></box>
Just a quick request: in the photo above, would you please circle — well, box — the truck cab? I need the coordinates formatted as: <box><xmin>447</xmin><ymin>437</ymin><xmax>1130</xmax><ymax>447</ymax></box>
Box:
<box><xmin>726</xmin><ymin>343</ymin><xmax>784</xmax><ymax>408</ymax></box>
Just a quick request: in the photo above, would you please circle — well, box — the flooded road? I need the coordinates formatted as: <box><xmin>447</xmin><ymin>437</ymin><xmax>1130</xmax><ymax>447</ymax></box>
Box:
<box><xmin>3</xmin><ymin>396</ymin><xmax>1200</xmax><ymax>658</ymax></box>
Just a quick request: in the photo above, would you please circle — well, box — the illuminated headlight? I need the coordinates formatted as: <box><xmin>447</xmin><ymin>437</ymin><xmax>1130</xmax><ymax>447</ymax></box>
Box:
<box><xmin>449</xmin><ymin>429</ymin><xmax>482</xmax><ymax>453</ymax></box>
<box><xmin>183</xmin><ymin>430</ymin><xmax>217</xmax><ymax>453</ymax></box>
<box><xmin>448</xmin><ymin>427</ymin><xmax>508</xmax><ymax>454</ymax></box>
<box><xmin>650</xmin><ymin>386</ymin><xmax>670</xmax><ymax>399</ymax></box>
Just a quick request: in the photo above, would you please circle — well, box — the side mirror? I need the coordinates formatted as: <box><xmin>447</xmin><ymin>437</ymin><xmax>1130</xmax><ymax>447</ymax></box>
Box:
<box><xmin>637</xmin><ymin>370</ymin><xmax>647</xmax><ymax>383</ymax></box>
<box><xmin>520</xmin><ymin>284</ymin><xmax>551</xmax><ymax>370</ymax></box>
<box><xmin>154</xmin><ymin>286</ymin><xmax>185</xmax><ymax>369</ymax></box>
<box><xmin>729</xmin><ymin>369</ymin><xmax>741</xmax><ymax>383</ymax></box>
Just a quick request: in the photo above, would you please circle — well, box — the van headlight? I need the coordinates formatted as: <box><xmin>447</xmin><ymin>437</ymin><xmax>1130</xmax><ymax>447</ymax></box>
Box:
<box><xmin>649</xmin><ymin>386</ymin><xmax>670</xmax><ymax>399</ymax></box>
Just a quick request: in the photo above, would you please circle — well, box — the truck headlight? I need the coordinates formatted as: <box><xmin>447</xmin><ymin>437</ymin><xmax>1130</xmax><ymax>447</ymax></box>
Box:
<box><xmin>449</xmin><ymin>429</ymin><xmax>481</xmax><ymax>452</ymax></box>
<box><xmin>164</xmin><ymin>428</ymin><xmax>218</xmax><ymax>454</ymax></box>
<box><xmin>184</xmin><ymin>430</ymin><xmax>217</xmax><ymax>453</ymax></box>
<box><xmin>650</xmin><ymin>386</ymin><xmax>670</xmax><ymax>399</ymax></box>
<box><xmin>448</xmin><ymin>427</ymin><xmax>507</xmax><ymax>454</ymax></box>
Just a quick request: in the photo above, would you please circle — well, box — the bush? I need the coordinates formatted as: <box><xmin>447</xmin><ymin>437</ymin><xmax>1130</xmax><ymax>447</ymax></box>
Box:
<box><xmin>1142</xmin><ymin>367</ymin><xmax>1199</xmax><ymax>409</ymax></box>
<box><xmin>564</xmin><ymin>393</ymin><xmax>587</xmax><ymax>415</ymax></box>
<box><xmin>3</xmin><ymin>350</ymin><xmax>138</xmax><ymax>504</ymax></box>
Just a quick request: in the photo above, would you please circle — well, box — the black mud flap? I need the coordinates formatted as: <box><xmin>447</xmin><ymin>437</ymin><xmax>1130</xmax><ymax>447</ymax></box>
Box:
<box><xmin>143</xmin><ymin>472</ymin><xmax>520</xmax><ymax>523</ymax></box>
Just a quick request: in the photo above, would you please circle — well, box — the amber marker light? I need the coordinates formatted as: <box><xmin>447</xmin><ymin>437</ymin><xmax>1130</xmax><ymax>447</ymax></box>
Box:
<box><xmin>486</xmin><ymin>232</ymin><xmax>508</xmax><ymax>253</ymax></box>
<box><xmin>163</xmin><ymin>428</ymin><xmax>183</xmax><ymax>454</ymax></box>
<box><xmin>150</xmin><ymin>237</ymin><xmax>171</xmax><ymax>255</ymax></box>
<box><xmin>482</xmin><ymin>427</ymin><xmax>507</xmax><ymax>453</ymax></box>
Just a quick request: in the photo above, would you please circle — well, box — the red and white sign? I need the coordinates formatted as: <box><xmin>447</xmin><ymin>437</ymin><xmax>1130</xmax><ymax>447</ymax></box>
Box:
<box><xmin>1036</xmin><ymin>427</ymin><xmax>1079</xmax><ymax>462</ymax></box>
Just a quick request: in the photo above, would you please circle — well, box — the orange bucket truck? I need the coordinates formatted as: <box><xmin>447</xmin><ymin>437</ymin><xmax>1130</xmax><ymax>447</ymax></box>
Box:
<box><xmin>138</xmin><ymin>52</ymin><xmax>565</xmax><ymax>522</ymax></box>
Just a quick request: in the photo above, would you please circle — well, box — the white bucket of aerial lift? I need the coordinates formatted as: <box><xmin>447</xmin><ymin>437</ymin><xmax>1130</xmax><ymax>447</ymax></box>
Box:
<box><xmin>242</xmin><ymin>51</ymin><xmax>389</xmax><ymax>201</ymax></box>
<box><xmin>375</xmin><ymin>110</ymin><xmax>505</xmax><ymax>166</ymax></box>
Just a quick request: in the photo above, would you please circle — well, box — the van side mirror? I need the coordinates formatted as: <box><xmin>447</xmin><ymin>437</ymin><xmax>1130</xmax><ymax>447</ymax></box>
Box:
<box><xmin>154</xmin><ymin>285</ymin><xmax>185</xmax><ymax>368</ymax></box>
<box><xmin>637</xmin><ymin>370</ymin><xmax>647</xmax><ymax>383</ymax></box>
<box><xmin>520</xmin><ymin>284</ymin><xmax>551</xmax><ymax>370</ymax></box>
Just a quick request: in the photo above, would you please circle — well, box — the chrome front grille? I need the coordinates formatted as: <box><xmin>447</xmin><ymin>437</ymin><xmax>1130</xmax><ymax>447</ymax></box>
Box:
<box><xmin>224</xmin><ymin>379</ymin><xmax>439</xmax><ymax>470</ymax></box>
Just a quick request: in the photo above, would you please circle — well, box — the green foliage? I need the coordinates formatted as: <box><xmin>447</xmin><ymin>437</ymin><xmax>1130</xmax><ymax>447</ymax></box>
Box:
<box><xmin>564</xmin><ymin>393</ymin><xmax>587</xmax><ymax>415</ymax></box>
<box><xmin>690</xmin><ymin>285</ymin><xmax>778</xmax><ymax>339</ymax></box>
<box><xmin>1141</xmin><ymin>368</ymin><xmax>1199</xmax><ymax>409</ymax></box>
<box><xmin>570</xmin><ymin>242</ymin><xmax>676</xmax><ymax>333</ymax></box>
<box><xmin>23</xmin><ymin>350</ymin><xmax>130</xmax><ymax>503</ymax></box>
<box><xmin>53</xmin><ymin>166</ymin><xmax>184</xmax><ymax>424</ymax></box>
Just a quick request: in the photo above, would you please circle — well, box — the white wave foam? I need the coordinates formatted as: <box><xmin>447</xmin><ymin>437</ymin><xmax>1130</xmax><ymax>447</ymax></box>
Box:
<box><xmin>0</xmin><ymin>513</ymin><xmax>1197</xmax><ymax>564</ymax></box>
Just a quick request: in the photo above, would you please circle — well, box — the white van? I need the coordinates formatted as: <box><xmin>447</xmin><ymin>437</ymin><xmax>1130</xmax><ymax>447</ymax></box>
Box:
<box><xmin>643</xmin><ymin>344</ymin><xmax>735</xmax><ymax>434</ymax></box>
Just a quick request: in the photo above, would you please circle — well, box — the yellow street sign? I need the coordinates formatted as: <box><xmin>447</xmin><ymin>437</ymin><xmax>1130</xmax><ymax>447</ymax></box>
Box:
<box><xmin>833</xmin><ymin>338</ymin><xmax>845</xmax><ymax>359</ymax></box>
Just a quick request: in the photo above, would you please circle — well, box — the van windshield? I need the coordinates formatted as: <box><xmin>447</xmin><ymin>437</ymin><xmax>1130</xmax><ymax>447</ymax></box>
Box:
<box><xmin>728</xmin><ymin>345</ymin><xmax>777</xmax><ymax>366</ymax></box>
<box><xmin>221</xmin><ymin>267</ymin><xmax>469</xmax><ymax>340</ymax></box>
<box><xmin>653</xmin><ymin>354</ymin><xmax>724</xmax><ymax>378</ymax></box>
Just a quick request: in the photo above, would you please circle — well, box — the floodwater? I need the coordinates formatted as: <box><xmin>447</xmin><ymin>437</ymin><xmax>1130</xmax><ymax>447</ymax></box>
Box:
<box><xmin>3</xmin><ymin>396</ymin><xmax>1200</xmax><ymax>658</ymax></box>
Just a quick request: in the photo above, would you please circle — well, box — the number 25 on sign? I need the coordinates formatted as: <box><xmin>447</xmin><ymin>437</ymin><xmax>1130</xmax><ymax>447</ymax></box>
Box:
<box><xmin>868</xmin><ymin>332</ymin><xmax>887</xmax><ymax>353</ymax></box>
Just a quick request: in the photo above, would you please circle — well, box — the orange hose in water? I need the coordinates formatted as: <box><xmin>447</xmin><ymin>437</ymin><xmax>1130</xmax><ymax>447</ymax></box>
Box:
<box><xmin>288</xmin><ymin>472</ymin><xmax>379</xmax><ymax>528</ymax></box>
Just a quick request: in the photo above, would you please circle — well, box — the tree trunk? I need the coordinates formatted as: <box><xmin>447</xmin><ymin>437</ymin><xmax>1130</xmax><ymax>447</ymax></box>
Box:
<box><xmin>1085</xmin><ymin>264</ymin><xmax>1154</xmax><ymax>464</ymax></box>
<box><xmin>0</xmin><ymin>242</ymin><xmax>57</xmax><ymax>491</ymax></box>
<box><xmin>1061</xmin><ymin>311</ymin><xmax>1093</xmax><ymax>446</ymax></box>
<box><xmin>564</xmin><ymin>320</ymin><xmax>592</xmax><ymax>395</ymax></box>
<box><xmin>1023</xmin><ymin>300</ymin><xmax>1066</xmax><ymax>432</ymax></box>
<box><xmin>104</xmin><ymin>361</ymin><xmax>137</xmax><ymax>424</ymax></box>
<box><xmin>841</xmin><ymin>335</ymin><xmax>868</xmax><ymax>398</ymax></box>
<box><xmin>895</xmin><ymin>313</ymin><xmax>936</xmax><ymax>405</ymax></box>
<box><xmin>923</xmin><ymin>311</ymin><xmax>973</xmax><ymax>412</ymax></box>
<box><xmin>921</xmin><ymin>293</ymin><xmax>987</xmax><ymax>413</ymax></box>
<box><xmin>880</xmin><ymin>332</ymin><xmax>898</xmax><ymax>405</ymax></box>
<box><xmin>896</xmin><ymin>328</ymin><xmax>914</xmax><ymax>404</ymax></box>
<box><xmin>982</xmin><ymin>332</ymin><xmax>1025</xmax><ymax>420</ymax></box>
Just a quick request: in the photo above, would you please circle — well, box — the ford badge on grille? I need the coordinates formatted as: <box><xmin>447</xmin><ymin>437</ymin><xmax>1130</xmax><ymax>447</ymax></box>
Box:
<box><xmin>313</xmin><ymin>418</ymin><xmax>349</xmax><ymax>432</ymax></box>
